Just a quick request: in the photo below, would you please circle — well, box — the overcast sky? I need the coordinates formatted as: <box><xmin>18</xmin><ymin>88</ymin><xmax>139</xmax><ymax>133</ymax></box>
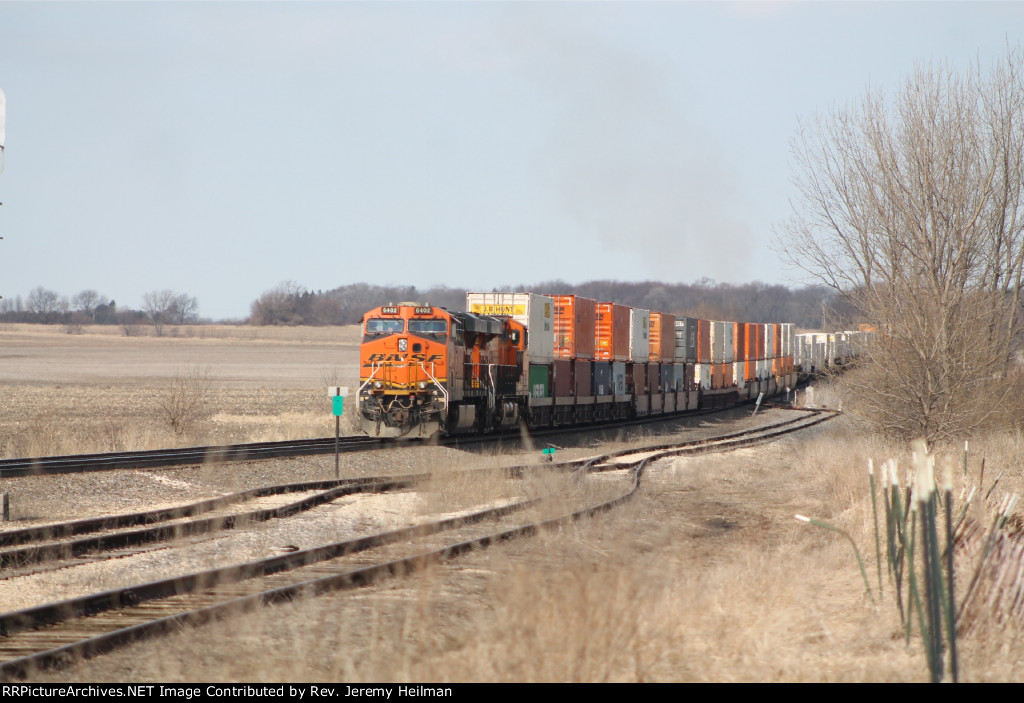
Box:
<box><xmin>1</xmin><ymin>1</ymin><xmax>1022</xmax><ymax>319</ymax></box>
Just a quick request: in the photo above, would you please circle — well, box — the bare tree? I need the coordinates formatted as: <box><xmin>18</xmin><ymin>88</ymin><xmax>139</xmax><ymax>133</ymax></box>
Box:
<box><xmin>168</xmin><ymin>293</ymin><xmax>199</xmax><ymax>325</ymax></box>
<box><xmin>143</xmin><ymin>289</ymin><xmax>197</xmax><ymax>335</ymax></box>
<box><xmin>71</xmin><ymin>289</ymin><xmax>103</xmax><ymax>322</ymax></box>
<box><xmin>777</xmin><ymin>49</ymin><xmax>1024</xmax><ymax>443</ymax></box>
<box><xmin>25</xmin><ymin>286</ymin><xmax>60</xmax><ymax>316</ymax></box>
<box><xmin>249</xmin><ymin>281</ymin><xmax>305</xmax><ymax>325</ymax></box>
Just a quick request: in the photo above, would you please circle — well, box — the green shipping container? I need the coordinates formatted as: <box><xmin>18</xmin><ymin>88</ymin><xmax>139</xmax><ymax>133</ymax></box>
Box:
<box><xmin>529</xmin><ymin>363</ymin><xmax>551</xmax><ymax>398</ymax></box>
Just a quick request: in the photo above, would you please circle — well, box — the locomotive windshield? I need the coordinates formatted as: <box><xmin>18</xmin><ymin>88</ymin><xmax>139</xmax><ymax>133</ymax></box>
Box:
<box><xmin>408</xmin><ymin>319</ymin><xmax>447</xmax><ymax>334</ymax></box>
<box><xmin>408</xmin><ymin>318</ymin><xmax>447</xmax><ymax>342</ymax></box>
<box><xmin>365</xmin><ymin>319</ymin><xmax>404</xmax><ymax>334</ymax></box>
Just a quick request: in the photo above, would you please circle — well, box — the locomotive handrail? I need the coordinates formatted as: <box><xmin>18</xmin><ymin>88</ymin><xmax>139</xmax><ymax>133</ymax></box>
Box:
<box><xmin>418</xmin><ymin>361</ymin><xmax>449</xmax><ymax>410</ymax></box>
<box><xmin>358</xmin><ymin>362</ymin><xmax>383</xmax><ymax>395</ymax></box>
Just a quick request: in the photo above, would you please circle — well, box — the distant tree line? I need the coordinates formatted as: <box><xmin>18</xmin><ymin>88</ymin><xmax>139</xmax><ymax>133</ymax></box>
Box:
<box><xmin>0</xmin><ymin>287</ymin><xmax>198</xmax><ymax>335</ymax></box>
<box><xmin>248</xmin><ymin>279</ymin><xmax>859</xmax><ymax>330</ymax></box>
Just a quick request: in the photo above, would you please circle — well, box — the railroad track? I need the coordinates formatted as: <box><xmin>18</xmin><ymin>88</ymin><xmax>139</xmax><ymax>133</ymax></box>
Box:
<box><xmin>0</xmin><ymin>437</ymin><xmax>384</xmax><ymax>478</ymax></box>
<box><xmin>0</xmin><ymin>409</ymin><xmax>837</xmax><ymax>679</ymax></box>
<box><xmin>0</xmin><ymin>475</ymin><xmax>426</xmax><ymax>579</ymax></box>
<box><xmin>0</xmin><ymin>401</ymin><xmax>809</xmax><ymax>478</ymax></box>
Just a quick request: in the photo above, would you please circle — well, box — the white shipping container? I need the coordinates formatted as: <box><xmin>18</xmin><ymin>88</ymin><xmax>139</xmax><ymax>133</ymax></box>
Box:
<box><xmin>671</xmin><ymin>363</ymin><xmax>687</xmax><ymax>392</ymax></box>
<box><xmin>722</xmin><ymin>323</ymin><xmax>735</xmax><ymax>364</ymax></box>
<box><xmin>629</xmin><ymin>308</ymin><xmax>650</xmax><ymax>362</ymax></box>
<box><xmin>612</xmin><ymin>362</ymin><xmax>627</xmax><ymax>396</ymax></box>
<box><xmin>467</xmin><ymin>292</ymin><xmax>555</xmax><ymax>363</ymax></box>
<box><xmin>764</xmin><ymin>325</ymin><xmax>775</xmax><ymax>360</ymax></box>
<box><xmin>694</xmin><ymin>363</ymin><xmax>712</xmax><ymax>390</ymax></box>
<box><xmin>710</xmin><ymin>321</ymin><xmax>725</xmax><ymax>363</ymax></box>
<box><xmin>781</xmin><ymin>323</ymin><xmax>794</xmax><ymax>359</ymax></box>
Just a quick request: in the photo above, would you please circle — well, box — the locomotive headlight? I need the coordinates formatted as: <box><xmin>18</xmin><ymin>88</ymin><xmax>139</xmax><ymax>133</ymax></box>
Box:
<box><xmin>398</xmin><ymin>338</ymin><xmax>408</xmax><ymax>352</ymax></box>
<box><xmin>373</xmin><ymin>381</ymin><xmax>383</xmax><ymax>389</ymax></box>
<box><xmin>418</xmin><ymin>381</ymin><xmax>427</xmax><ymax>390</ymax></box>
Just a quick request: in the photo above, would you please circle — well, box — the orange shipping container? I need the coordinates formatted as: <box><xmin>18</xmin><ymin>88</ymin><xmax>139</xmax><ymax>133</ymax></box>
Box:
<box><xmin>733</xmin><ymin>322</ymin><xmax>747</xmax><ymax>362</ymax></box>
<box><xmin>723</xmin><ymin>363</ymin><xmax>734</xmax><ymax>388</ymax></box>
<box><xmin>773</xmin><ymin>323</ymin><xmax>782</xmax><ymax>357</ymax></box>
<box><xmin>649</xmin><ymin>313</ymin><xmax>676</xmax><ymax>362</ymax></box>
<box><xmin>697</xmin><ymin>319</ymin><xmax>712</xmax><ymax>363</ymax></box>
<box><xmin>550</xmin><ymin>295</ymin><xmax>597</xmax><ymax>360</ymax></box>
<box><xmin>745</xmin><ymin>323</ymin><xmax>757</xmax><ymax>361</ymax></box>
<box><xmin>595</xmin><ymin>303</ymin><xmax>631</xmax><ymax>361</ymax></box>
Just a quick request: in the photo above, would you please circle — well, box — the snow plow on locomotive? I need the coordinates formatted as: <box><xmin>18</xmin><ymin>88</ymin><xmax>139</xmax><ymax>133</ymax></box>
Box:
<box><xmin>357</xmin><ymin>292</ymin><xmax>864</xmax><ymax>439</ymax></box>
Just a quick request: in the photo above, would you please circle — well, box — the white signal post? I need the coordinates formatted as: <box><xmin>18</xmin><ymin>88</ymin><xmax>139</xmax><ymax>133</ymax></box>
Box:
<box><xmin>328</xmin><ymin>387</ymin><xmax>349</xmax><ymax>478</ymax></box>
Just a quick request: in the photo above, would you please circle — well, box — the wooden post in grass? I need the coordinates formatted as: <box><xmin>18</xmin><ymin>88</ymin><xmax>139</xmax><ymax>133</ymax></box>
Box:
<box><xmin>328</xmin><ymin>387</ymin><xmax>348</xmax><ymax>479</ymax></box>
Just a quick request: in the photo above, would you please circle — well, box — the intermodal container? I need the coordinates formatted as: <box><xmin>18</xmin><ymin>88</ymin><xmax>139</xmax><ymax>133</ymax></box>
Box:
<box><xmin>595</xmin><ymin>303</ymin><xmax>631</xmax><ymax>362</ymax></box>
<box><xmin>467</xmin><ymin>292</ymin><xmax>555</xmax><ymax>363</ymax></box>
<box><xmin>745</xmin><ymin>323</ymin><xmax>758</xmax><ymax>362</ymax></box>
<box><xmin>673</xmin><ymin>317</ymin><xmax>698</xmax><ymax>363</ymax></box>
<box><xmin>553</xmin><ymin>359</ymin><xmax>573</xmax><ymax>398</ymax></box>
<box><xmin>733</xmin><ymin>361</ymin><xmax>745</xmax><ymax>386</ymax></box>
<box><xmin>529</xmin><ymin>363</ymin><xmax>551</xmax><ymax>398</ymax></box>
<box><xmin>764</xmin><ymin>324</ymin><xmax>775</xmax><ymax>360</ymax></box>
<box><xmin>550</xmin><ymin>295</ymin><xmax>597</xmax><ymax>360</ymax></box>
<box><xmin>722</xmin><ymin>322</ymin><xmax>734</xmax><ymax>364</ymax></box>
<box><xmin>591</xmin><ymin>361</ymin><xmax>611</xmax><ymax>396</ymax></box>
<box><xmin>649</xmin><ymin>312</ymin><xmax>676</xmax><ymax>362</ymax></box>
<box><xmin>710</xmin><ymin>321</ymin><xmax>725</xmax><ymax>363</ymax></box>
<box><xmin>697</xmin><ymin>319</ymin><xmax>712</xmax><ymax>363</ymax></box>
<box><xmin>659</xmin><ymin>364</ymin><xmax>673</xmax><ymax>394</ymax></box>
<box><xmin>733</xmin><ymin>323</ymin><xmax>747</xmax><ymax>362</ymax></box>
<box><xmin>575</xmin><ymin>360</ymin><xmax>592</xmax><ymax>397</ymax></box>
<box><xmin>772</xmin><ymin>323</ymin><xmax>782</xmax><ymax>357</ymax></box>
<box><xmin>780</xmin><ymin>323</ymin><xmax>793</xmax><ymax>359</ymax></box>
<box><xmin>695</xmin><ymin>363</ymin><xmax>712</xmax><ymax>390</ymax></box>
<box><xmin>647</xmin><ymin>363</ymin><xmax>660</xmax><ymax>395</ymax></box>
<box><xmin>723</xmin><ymin>363</ymin><xmax>734</xmax><ymax>388</ymax></box>
<box><xmin>611</xmin><ymin>362</ymin><xmax>626</xmax><ymax>396</ymax></box>
<box><xmin>672</xmin><ymin>363</ymin><xmax>689</xmax><ymax>392</ymax></box>
<box><xmin>632</xmin><ymin>362</ymin><xmax>649</xmax><ymax>394</ymax></box>
<box><xmin>629</xmin><ymin>309</ymin><xmax>650</xmax><ymax>362</ymax></box>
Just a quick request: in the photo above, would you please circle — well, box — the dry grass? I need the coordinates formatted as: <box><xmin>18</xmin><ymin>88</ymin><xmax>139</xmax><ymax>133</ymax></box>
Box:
<box><xmin>9</xmin><ymin>328</ymin><xmax>1024</xmax><ymax>681</ymax></box>
<box><xmin>0</xmin><ymin>324</ymin><xmax>363</xmax><ymax>458</ymax></box>
<box><xmin>18</xmin><ymin>422</ymin><xmax>931</xmax><ymax>682</ymax></box>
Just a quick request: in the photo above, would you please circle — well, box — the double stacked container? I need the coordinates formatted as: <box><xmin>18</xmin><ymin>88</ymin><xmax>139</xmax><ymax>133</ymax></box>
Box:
<box><xmin>694</xmin><ymin>319</ymin><xmax>713</xmax><ymax>390</ymax></box>
<box><xmin>550</xmin><ymin>295</ymin><xmax>597</xmax><ymax>402</ymax></box>
<box><xmin>733</xmin><ymin>322</ymin><xmax>750</xmax><ymax>385</ymax></box>
<box><xmin>595</xmin><ymin>303</ymin><xmax>630</xmax><ymax>398</ymax></box>
<box><xmin>673</xmin><ymin>317</ymin><xmax>697</xmax><ymax>393</ymax></box>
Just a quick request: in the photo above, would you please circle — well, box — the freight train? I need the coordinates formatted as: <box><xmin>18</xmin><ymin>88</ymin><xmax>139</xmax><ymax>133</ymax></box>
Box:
<box><xmin>356</xmin><ymin>292</ymin><xmax>858</xmax><ymax>438</ymax></box>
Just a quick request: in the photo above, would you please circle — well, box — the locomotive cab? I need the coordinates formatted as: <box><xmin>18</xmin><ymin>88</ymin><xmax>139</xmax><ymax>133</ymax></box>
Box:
<box><xmin>358</xmin><ymin>303</ymin><xmax>528</xmax><ymax>438</ymax></box>
<box><xmin>358</xmin><ymin>304</ymin><xmax>451</xmax><ymax>438</ymax></box>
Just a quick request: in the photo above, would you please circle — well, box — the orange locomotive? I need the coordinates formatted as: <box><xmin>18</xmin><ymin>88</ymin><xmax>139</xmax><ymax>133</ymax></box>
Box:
<box><xmin>358</xmin><ymin>303</ymin><xmax>526</xmax><ymax>438</ymax></box>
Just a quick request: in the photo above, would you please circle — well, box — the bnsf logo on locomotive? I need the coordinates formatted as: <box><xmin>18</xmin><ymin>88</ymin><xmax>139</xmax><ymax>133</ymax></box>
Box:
<box><xmin>364</xmin><ymin>353</ymin><xmax>444</xmax><ymax>366</ymax></box>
